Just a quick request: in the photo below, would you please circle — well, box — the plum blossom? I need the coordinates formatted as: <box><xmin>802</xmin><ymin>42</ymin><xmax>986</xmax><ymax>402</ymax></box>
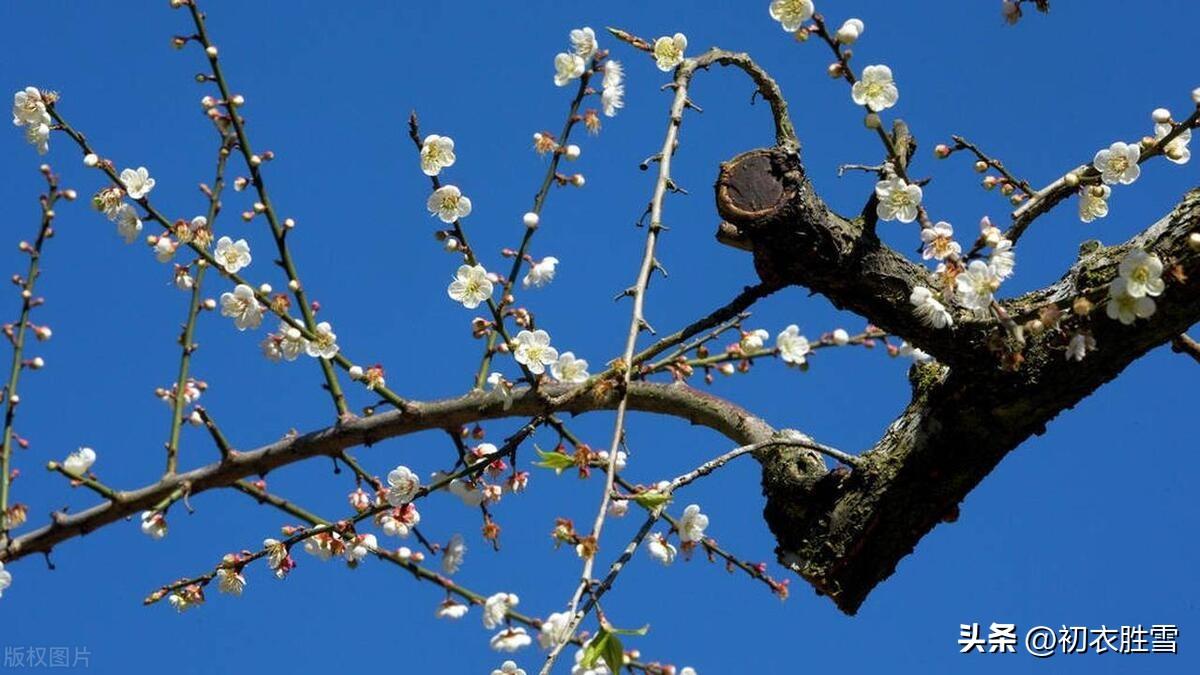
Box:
<box><xmin>955</xmin><ymin>260</ymin><xmax>1000</xmax><ymax>315</ymax></box>
<box><xmin>1106</xmin><ymin>278</ymin><xmax>1156</xmax><ymax>324</ymax></box>
<box><xmin>979</xmin><ymin>216</ymin><xmax>1003</xmax><ymax>247</ymax></box>
<box><xmin>216</xmin><ymin>560</ymin><xmax>247</xmax><ymax>596</ymax></box>
<box><xmin>775</xmin><ymin>325</ymin><xmax>811</xmax><ymax>365</ymax></box>
<box><xmin>602</xmin><ymin>60</ymin><xmax>624</xmax><ymax>117</ymax></box>
<box><xmin>214</xmin><ymin>236</ymin><xmax>252</xmax><ymax>273</ymax></box>
<box><xmin>277</xmin><ymin>323</ymin><xmax>307</xmax><ymax>361</ymax></box>
<box><xmin>24</xmin><ymin>122</ymin><xmax>49</xmax><ymax>155</ymax></box>
<box><xmin>140</xmin><ymin>511</ymin><xmax>168</xmax><ymax>539</ymax></box>
<box><xmin>386</xmin><ymin>465</ymin><xmax>421</xmax><ymax>506</ymax></box>
<box><xmin>427</xmin><ymin>185</ymin><xmax>472</xmax><ymax>223</ymax></box>
<box><xmin>1078</xmin><ymin>185</ymin><xmax>1111</xmax><ymax>223</ymax></box>
<box><xmin>647</xmin><ymin>532</ymin><xmax>677</xmax><ymax>565</ymax></box>
<box><xmin>539</xmin><ymin>611</ymin><xmax>573</xmax><ymax>649</ymax></box>
<box><xmin>220</xmin><ymin>284</ymin><xmax>264</xmax><ymax>330</ymax></box>
<box><xmin>119</xmin><ymin>166</ymin><xmax>156</xmax><ymax>199</ymax></box>
<box><xmin>678</xmin><ymin>504</ymin><xmax>709</xmax><ymax>543</ymax></box>
<box><xmin>1117</xmin><ymin>248</ymin><xmax>1164</xmax><ymax>298</ymax></box>
<box><xmin>653</xmin><ymin>33</ymin><xmax>687</xmax><ymax>72</ymax></box>
<box><xmin>832</xmin><ymin>328</ymin><xmax>850</xmax><ymax>345</ymax></box>
<box><xmin>12</xmin><ymin>87</ymin><xmax>50</xmax><ymax>127</ymax></box>
<box><xmin>153</xmin><ymin>236</ymin><xmax>176</xmax><ymax>263</ymax></box>
<box><xmin>62</xmin><ymin>447</ymin><xmax>96</xmax><ymax>477</ymax></box>
<box><xmin>554</xmin><ymin>53</ymin><xmax>586</xmax><ymax>87</ymax></box>
<box><xmin>304</xmin><ymin>321</ymin><xmax>339</xmax><ymax>359</ymax></box>
<box><xmin>570</xmin><ymin>27</ymin><xmax>598</xmax><ymax>60</ymax></box>
<box><xmin>1066</xmin><ymin>332</ymin><xmax>1096</xmax><ymax>362</ymax></box>
<box><xmin>491</xmin><ymin>627</ymin><xmax>533</xmax><ymax>653</ymax></box>
<box><xmin>487</xmin><ymin>372</ymin><xmax>514</xmax><ymax>410</ymax></box>
<box><xmin>523</xmin><ymin>256</ymin><xmax>559</xmax><ymax>288</ymax></box>
<box><xmin>436</xmin><ymin>600</ymin><xmax>469</xmax><ymax>620</ymax></box>
<box><xmin>920</xmin><ymin>222</ymin><xmax>960</xmax><ymax>261</ymax></box>
<box><xmin>910</xmin><ymin>286</ymin><xmax>953</xmax><ymax>329</ymax></box>
<box><xmin>493</xmin><ymin>662</ymin><xmax>525</xmax><ymax>675</ymax></box>
<box><xmin>263</xmin><ymin>538</ymin><xmax>295</xmax><ymax>579</ymax></box>
<box><xmin>741</xmin><ymin>329</ymin><xmax>770</xmax><ymax>352</ymax></box>
<box><xmin>420</xmin><ymin>135</ymin><xmax>456</xmax><ymax>176</ymax></box>
<box><xmin>988</xmin><ymin>239</ymin><xmax>1016</xmax><ymax>280</ymax></box>
<box><xmin>114</xmin><ymin>204</ymin><xmax>143</xmax><ymax>243</ymax></box>
<box><xmin>442</xmin><ymin>533</ymin><xmax>466</xmax><ymax>575</ymax></box>
<box><xmin>448</xmin><ymin>264</ymin><xmax>493</xmax><ymax>309</ymax></box>
<box><xmin>378</xmin><ymin>503</ymin><xmax>420</xmax><ymax>537</ymax></box>
<box><xmin>837</xmin><ymin>18</ymin><xmax>864</xmax><ymax>44</ymax></box>
<box><xmin>768</xmin><ymin>0</ymin><xmax>815</xmax><ymax>32</ymax></box>
<box><xmin>898</xmin><ymin>341</ymin><xmax>933</xmax><ymax>364</ymax></box>
<box><xmin>344</xmin><ymin>533</ymin><xmax>377</xmax><ymax>563</ymax></box>
<box><xmin>573</xmin><ymin>647</ymin><xmax>611</xmax><ymax>675</ymax></box>
<box><xmin>1155</xmin><ymin>122</ymin><xmax>1191</xmax><ymax>164</ymax></box>
<box><xmin>1093</xmin><ymin>141</ymin><xmax>1141</xmax><ymax>185</ymax></box>
<box><xmin>483</xmin><ymin>592</ymin><xmax>519</xmax><ymax>629</ymax></box>
<box><xmin>551</xmin><ymin>352</ymin><xmax>589</xmax><ymax>384</ymax></box>
<box><xmin>513</xmin><ymin>329</ymin><xmax>558</xmax><ymax>375</ymax></box>
<box><xmin>874</xmin><ymin>177</ymin><xmax>922</xmax><ymax>223</ymax></box>
<box><xmin>852</xmin><ymin>65</ymin><xmax>899</xmax><ymax>112</ymax></box>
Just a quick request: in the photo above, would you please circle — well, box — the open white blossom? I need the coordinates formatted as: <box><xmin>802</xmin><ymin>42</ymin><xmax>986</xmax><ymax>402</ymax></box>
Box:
<box><xmin>483</xmin><ymin>592</ymin><xmax>519</xmax><ymax>629</ymax></box>
<box><xmin>979</xmin><ymin>216</ymin><xmax>1003</xmax><ymax>247</ymax></box>
<box><xmin>154</xmin><ymin>236</ymin><xmax>176</xmax><ymax>263</ymax></box>
<box><xmin>776</xmin><ymin>324</ymin><xmax>811</xmax><ymax>365</ymax></box>
<box><xmin>551</xmin><ymin>352</ymin><xmax>589</xmax><ymax>384</ymax></box>
<box><xmin>427</xmin><ymin>185</ymin><xmax>472</xmax><ymax>223</ymax></box>
<box><xmin>114</xmin><ymin>204</ymin><xmax>143</xmax><ymax>243</ymax></box>
<box><xmin>742</xmin><ymin>328</ymin><xmax>770</xmax><ymax>351</ymax></box>
<box><xmin>386</xmin><ymin>465</ymin><xmax>421</xmax><ymax>506</ymax></box>
<box><xmin>420</xmin><ymin>134</ymin><xmax>456</xmax><ymax>176</ymax></box>
<box><xmin>955</xmin><ymin>260</ymin><xmax>999</xmax><ymax>314</ymax></box>
<box><xmin>513</xmin><ymin>329</ymin><xmax>559</xmax><ymax>375</ymax></box>
<box><xmin>491</xmin><ymin>628</ymin><xmax>533</xmax><ymax>653</ymax></box>
<box><xmin>140</xmin><ymin>511</ymin><xmax>168</xmax><ymax>539</ymax></box>
<box><xmin>920</xmin><ymin>222</ymin><xmax>960</xmax><ymax>261</ymax></box>
<box><xmin>220</xmin><ymin>284</ymin><xmax>264</xmax><ymax>331</ymax></box>
<box><xmin>1106</xmin><ymin>278</ymin><xmax>1156</xmax><ymax>324</ymax></box>
<box><xmin>570</xmin><ymin>27</ymin><xmax>598</xmax><ymax>60</ymax></box>
<box><xmin>852</xmin><ymin>65</ymin><xmax>899</xmax><ymax>112</ymax></box>
<box><xmin>278</xmin><ymin>323</ymin><xmax>306</xmax><ymax>361</ymax></box>
<box><xmin>1078</xmin><ymin>185</ymin><xmax>1111</xmax><ymax>223</ymax></box>
<box><xmin>62</xmin><ymin>447</ymin><xmax>97</xmax><ymax>477</ymax></box>
<box><xmin>601</xmin><ymin>60</ymin><xmax>624</xmax><ymax>117</ymax></box>
<box><xmin>442</xmin><ymin>533</ymin><xmax>466</xmax><ymax>575</ymax></box>
<box><xmin>12</xmin><ymin>87</ymin><xmax>50</xmax><ymax>127</ymax></box>
<box><xmin>573</xmin><ymin>647</ymin><xmax>611</xmax><ymax>675</ymax></box>
<box><xmin>988</xmin><ymin>239</ymin><xmax>1015</xmax><ymax>280</ymax></box>
<box><xmin>344</xmin><ymin>534</ymin><xmax>377</xmax><ymax>563</ymax></box>
<box><xmin>653</xmin><ymin>33</ymin><xmax>687</xmax><ymax>72</ymax></box>
<box><xmin>768</xmin><ymin>0</ymin><xmax>815</xmax><ymax>32</ymax></box>
<box><xmin>1155</xmin><ymin>122</ymin><xmax>1191</xmax><ymax>164</ymax></box>
<box><xmin>216</xmin><ymin>564</ymin><xmax>247</xmax><ymax>596</ymax></box>
<box><xmin>647</xmin><ymin>533</ymin><xmax>677</xmax><ymax>565</ymax></box>
<box><xmin>447</xmin><ymin>264</ymin><xmax>493</xmax><ymax>309</ymax></box>
<box><xmin>1066</xmin><ymin>332</ymin><xmax>1096</xmax><ymax>362</ymax></box>
<box><xmin>487</xmin><ymin>372</ymin><xmax>514</xmax><ymax>410</ymax></box>
<box><xmin>436</xmin><ymin>600</ymin><xmax>469</xmax><ymax>620</ymax></box>
<box><xmin>910</xmin><ymin>286</ymin><xmax>953</xmax><ymax>329</ymax></box>
<box><xmin>874</xmin><ymin>177</ymin><xmax>922</xmax><ymax>223</ymax></box>
<box><xmin>538</xmin><ymin>611</ymin><xmax>573</xmax><ymax>649</ymax></box>
<box><xmin>119</xmin><ymin>166</ymin><xmax>156</xmax><ymax>199</ymax></box>
<box><xmin>493</xmin><ymin>661</ymin><xmax>527</xmax><ymax>675</ymax></box>
<box><xmin>898</xmin><ymin>341</ymin><xmax>933</xmax><ymax>364</ymax></box>
<box><xmin>678</xmin><ymin>504</ymin><xmax>709</xmax><ymax>543</ymax></box>
<box><xmin>554</xmin><ymin>53</ymin><xmax>586</xmax><ymax>87</ymax></box>
<box><xmin>1117</xmin><ymin>248</ymin><xmax>1164</xmax><ymax>298</ymax></box>
<box><xmin>24</xmin><ymin>122</ymin><xmax>49</xmax><ymax>155</ymax></box>
<box><xmin>379</xmin><ymin>503</ymin><xmax>420</xmax><ymax>537</ymax></box>
<box><xmin>305</xmin><ymin>321</ymin><xmax>339</xmax><ymax>359</ymax></box>
<box><xmin>0</xmin><ymin>561</ymin><xmax>10</xmax><ymax>599</ymax></box>
<box><xmin>1093</xmin><ymin>141</ymin><xmax>1141</xmax><ymax>185</ymax></box>
<box><xmin>522</xmin><ymin>256</ymin><xmax>559</xmax><ymax>288</ymax></box>
<box><xmin>214</xmin><ymin>236</ymin><xmax>252</xmax><ymax>273</ymax></box>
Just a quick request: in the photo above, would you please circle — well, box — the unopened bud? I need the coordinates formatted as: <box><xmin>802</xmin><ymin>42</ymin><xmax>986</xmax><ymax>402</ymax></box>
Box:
<box><xmin>564</xmin><ymin>144</ymin><xmax>581</xmax><ymax>161</ymax></box>
<box><xmin>974</xmin><ymin>160</ymin><xmax>988</xmax><ymax>173</ymax></box>
<box><xmin>205</xmin><ymin>45</ymin><xmax>218</xmax><ymax>58</ymax></box>
<box><xmin>1188</xmin><ymin>232</ymin><xmax>1200</xmax><ymax>251</ymax></box>
<box><xmin>522</xmin><ymin>212</ymin><xmax>539</xmax><ymax>228</ymax></box>
<box><xmin>934</xmin><ymin>144</ymin><xmax>951</xmax><ymax>158</ymax></box>
<box><xmin>1064</xmin><ymin>172</ymin><xmax>1080</xmax><ymax>187</ymax></box>
<box><xmin>1152</xmin><ymin>108</ymin><xmax>1172</xmax><ymax>124</ymax></box>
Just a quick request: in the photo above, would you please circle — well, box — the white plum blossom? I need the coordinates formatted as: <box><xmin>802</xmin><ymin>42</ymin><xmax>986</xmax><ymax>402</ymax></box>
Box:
<box><xmin>678</xmin><ymin>504</ymin><xmax>709</xmax><ymax>543</ymax></box>
<box><xmin>898</xmin><ymin>341</ymin><xmax>933</xmax><ymax>364</ymax></box>
<box><xmin>570</xmin><ymin>27</ymin><xmax>598</xmax><ymax>60</ymax></box>
<box><xmin>24</xmin><ymin>122</ymin><xmax>49</xmax><ymax>155</ymax></box>
<box><xmin>979</xmin><ymin>216</ymin><xmax>1003</xmax><ymax>247</ymax></box>
<box><xmin>573</xmin><ymin>647</ymin><xmax>611</xmax><ymax>675</ymax></box>
<box><xmin>491</xmin><ymin>627</ymin><xmax>533</xmax><ymax>653</ymax></box>
<box><xmin>1093</xmin><ymin>141</ymin><xmax>1141</xmax><ymax>185</ymax></box>
<box><xmin>420</xmin><ymin>135</ymin><xmax>456</xmax><ymax>176</ymax></box>
<box><xmin>119</xmin><ymin>166</ymin><xmax>156</xmax><ymax>199</ymax></box>
<box><xmin>427</xmin><ymin>185</ymin><xmax>473</xmax><ymax>223</ymax></box>
<box><xmin>513</xmin><ymin>329</ymin><xmax>559</xmax><ymax>375</ymax></box>
<box><xmin>910</xmin><ymin>286</ymin><xmax>952</xmax><ymax>329</ymax></box>
<box><xmin>768</xmin><ymin>0</ymin><xmax>815</xmax><ymax>32</ymax></box>
<box><xmin>483</xmin><ymin>592</ymin><xmax>519</xmax><ymax>629</ymax></box>
<box><xmin>653</xmin><ymin>33</ymin><xmax>687</xmax><ymax>72</ymax></box>
<box><xmin>741</xmin><ymin>329</ymin><xmax>770</xmax><ymax>351</ymax></box>
<box><xmin>487</xmin><ymin>372</ymin><xmax>514</xmax><ymax>410</ymax></box>
<box><xmin>214</xmin><ymin>236</ymin><xmax>252</xmax><ymax>273</ymax></box>
<box><xmin>955</xmin><ymin>260</ymin><xmax>1000</xmax><ymax>315</ymax></box>
<box><xmin>0</xmin><ymin>561</ymin><xmax>10</xmax><ymax>599</ymax></box>
<box><xmin>776</xmin><ymin>325</ymin><xmax>811</xmax><ymax>365</ymax></box>
<box><xmin>551</xmin><ymin>352</ymin><xmax>589</xmax><ymax>384</ymax></box>
<box><xmin>1066</xmin><ymin>332</ymin><xmax>1096</xmax><ymax>362</ymax></box>
<box><xmin>448</xmin><ymin>264</ymin><xmax>494</xmax><ymax>309</ymax></box>
<box><xmin>379</xmin><ymin>503</ymin><xmax>420</xmax><ymax>537</ymax></box>
<box><xmin>12</xmin><ymin>87</ymin><xmax>50</xmax><ymax>127</ymax></box>
<box><xmin>436</xmin><ymin>600</ymin><xmax>469</xmax><ymax>620</ymax></box>
<box><xmin>140</xmin><ymin>511</ymin><xmax>168</xmax><ymax>539</ymax></box>
<box><xmin>386</xmin><ymin>465</ymin><xmax>421</xmax><ymax>506</ymax></box>
<box><xmin>538</xmin><ymin>611</ymin><xmax>573</xmax><ymax>649</ymax></box>
<box><xmin>1117</xmin><ymin>248</ymin><xmax>1165</xmax><ymax>298</ymax></box>
<box><xmin>988</xmin><ymin>239</ymin><xmax>1016</xmax><ymax>280</ymax></box>
<box><xmin>114</xmin><ymin>204</ymin><xmax>143</xmax><ymax>243</ymax></box>
<box><xmin>1078</xmin><ymin>185</ymin><xmax>1111</xmax><ymax>223</ymax></box>
<box><xmin>874</xmin><ymin>177</ymin><xmax>922</xmax><ymax>223</ymax></box>
<box><xmin>647</xmin><ymin>532</ymin><xmax>677</xmax><ymax>565</ymax></box>
<box><xmin>62</xmin><ymin>447</ymin><xmax>96</xmax><ymax>477</ymax></box>
<box><xmin>554</xmin><ymin>53</ymin><xmax>586</xmax><ymax>87</ymax></box>
<box><xmin>1155</xmin><ymin>122</ymin><xmax>1191</xmax><ymax>164</ymax></box>
<box><xmin>608</xmin><ymin>499</ymin><xmax>629</xmax><ymax>517</ymax></box>
<box><xmin>304</xmin><ymin>321</ymin><xmax>339</xmax><ymax>359</ymax></box>
<box><xmin>216</xmin><ymin>563</ymin><xmax>247</xmax><ymax>596</ymax></box>
<box><xmin>263</xmin><ymin>539</ymin><xmax>294</xmax><ymax>579</ymax></box>
<box><xmin>344</xmin><ymin>533</ymin><xmax>377</xmax><ymax>563</ymax></box>
<box><xmin>493</xmin><ymin>661</ymin><xmax>527</xmax><ymax>675</ymax></box>
<box><xmin>278</xmin><ymin>323</ymin><xmax>306</xmax><ymax>361</ymax></box>
<box><xmin>220</xmin><ymin>284</ymin><xmax>264</xmax><ymax>331</ymax></box>
<box><xmin>522</xmin><ymin>256</ymin><xmax>559</xmax><ymax>288</ymax></box>
<box><xmin>596</xmin><ymin>450</ymin><xmax>627</xmax><ymax>472</ymax></box>
<box><xmin>837</xmin><ymin>18</ymin><xmax>864</xmax><ymax>44</ymax></box>
<box><xmin>1106</xmin><ymin>278</ymin><xmax>1156</xmax><ymax>324</ymax></box>
<box><xmin>442</xmin><ymin>533</ymin><xmax>466</xmax><ymax>575</ymax></box>
<box><xmin>920</xmin><ymin>222</ymin><xmax>960</xmax><ymax>261</ymax></box>
<box><xmin>154</xmin><ymin>236</ymin><xmax>176</xmax><ymax>263</ymax></box>
<box><xmin>852</xmin><ymin>65</ymin><xmax>899</xmax><ymax>112</ymax></box>
<box><xmin>601</xmin><ymin>60</ymin><xmax>624</xmax><ymax>117</ymax></box>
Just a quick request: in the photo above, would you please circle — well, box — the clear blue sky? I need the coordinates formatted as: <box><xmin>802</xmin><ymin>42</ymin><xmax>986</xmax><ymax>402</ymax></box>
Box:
<box><xmin>1</xmin><ymin>1</ymin><xmax>1197</xmax><ymax>673</ymax></box>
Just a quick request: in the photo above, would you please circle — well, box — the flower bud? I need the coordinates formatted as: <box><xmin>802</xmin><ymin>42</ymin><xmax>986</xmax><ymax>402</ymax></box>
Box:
<box><xmin>1064</xmin><ymin>172</ymin><xmax>1080</xmax><ymax>187</ymax></box>
<box><xmin>827</xmin><ymin>63</ymin><xmax>844</xmax><ymax>79</ymax></box>
<box><xmin>1188</xmin><ymin>232</ymin><xmax>1200</xmax><ymax>251</ymax></box>
<box><xmin>522</xmin><ymin>212</ymin><xmax>539</xmax><ymax>228</ymax></box>
<box><xmin>934</xmin><ymin>144</ymin><xmax>951</xmax><ymax>158</ymax></box>
<box><xmin>83</xmin><ymin>154</ymin><xmax>99</xmax><ymax>167</ymax></box>
<box><xmin>564</xmin><ymin>144</ymin><xmax>581</xmax><ymax>161</ymax></box>
<box><xmin>205</xmin><ymin>45</ymin><xmax>218</xmax><ymax>58</ymax></box>
<box><xmin>1152</xmin><ymin>108</ymin><xmax>1172</xmax><ymax>124</ymax></box>
<box><xmin>570</xmin><ymin>174</ymin><xmax>585</xmax><ymax>187</ymax></box>
<box><xmin>974</xmin><ymin>160</ymin><xmax>988</xmax><ymax>173</ymax></box>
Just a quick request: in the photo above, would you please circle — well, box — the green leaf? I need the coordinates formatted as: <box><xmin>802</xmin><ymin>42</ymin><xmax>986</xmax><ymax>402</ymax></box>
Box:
<box><xmin>579</xmin><ymin>630</ymin><xmax>611</xmax><ymax>669</ymax></box>
<box><xmin>581</xmin><ymin>625</ymin><xmax>649</xmax><ymax>672</ymax></box>
<box><xmin>609</xmin><ymin>624</ymin><xmax>650</xmax><ymax>637</ymax></box>
<box><xmin>533</xmin><ymin>446</ymin><xmax>575</xmax><ymax>474</ymax></box>
<box><xmin>632</xmin><ymin>489</ymin><xmax>672</xmax><ymax>510</ymax></box>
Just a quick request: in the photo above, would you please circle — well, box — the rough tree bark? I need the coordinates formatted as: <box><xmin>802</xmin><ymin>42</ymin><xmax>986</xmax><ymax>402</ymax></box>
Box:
<box><xmin>716</xmin><ymin>143</ymin><xmax>1200</xmax><ymax>614</ymax></box>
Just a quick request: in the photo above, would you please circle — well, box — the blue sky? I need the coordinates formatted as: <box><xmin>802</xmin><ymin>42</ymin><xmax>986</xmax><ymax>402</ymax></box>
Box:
<box><xmin>1</xmin><ymin>1</ymin><xmax>1197</xmax><ymax>673</ymax></box>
